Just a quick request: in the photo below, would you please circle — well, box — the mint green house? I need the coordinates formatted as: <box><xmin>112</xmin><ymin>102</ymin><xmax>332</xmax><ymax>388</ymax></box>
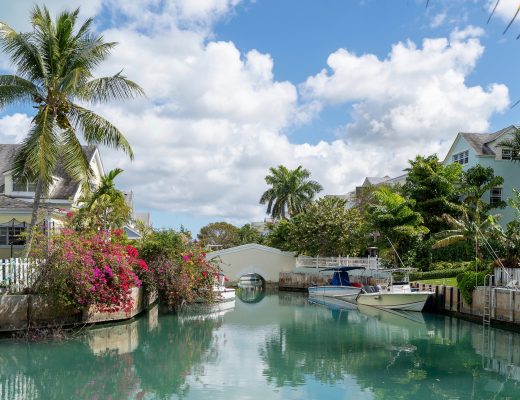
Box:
<box><xmin>443</xmin><ymin>125</ymin><xmax>520</xmax><ymax>227</ymax></box>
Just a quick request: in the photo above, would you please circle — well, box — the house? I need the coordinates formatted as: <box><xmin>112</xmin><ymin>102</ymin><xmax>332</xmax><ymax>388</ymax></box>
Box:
<box><xmin>0</xmin><ymin>144</ymin><xmax>148</xmax><ymax>258</ymax></box>
<box><xmin>443</xmin><ymin>125</ymin><xmax>520</xmax><ymax>227</ymax></box>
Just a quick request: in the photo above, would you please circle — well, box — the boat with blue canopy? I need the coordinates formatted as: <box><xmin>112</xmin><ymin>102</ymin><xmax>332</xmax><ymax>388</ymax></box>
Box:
<box><xmin>308</xmin><ymin>266</ymin><xmax>365</xmax><ymax>306</ymax></box>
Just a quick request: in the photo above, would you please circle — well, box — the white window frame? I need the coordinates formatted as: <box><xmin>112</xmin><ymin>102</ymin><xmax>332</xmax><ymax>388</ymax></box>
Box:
<box><xmin>0</xmin><ymin>225</ymin><xmax>26</xmax><ymax>246</ymax></box>
<box><xmin>501</xmin><ymin>148</ymin><xmax>519</xmax><ymax>161</ymax></box>
<box><xmin>12</xmin><ymin>179</ymin><xmax>37</xmax><ymax>193</ymax></box>
<box><xmin>490</xmin><ymin>187</ymin><xmax>503</xmax><ymax>206</ymax></box>
<box><xmin>452</xmin><ymin>150</ymin><xmax>469</xmax><ymax>165</ymax></box>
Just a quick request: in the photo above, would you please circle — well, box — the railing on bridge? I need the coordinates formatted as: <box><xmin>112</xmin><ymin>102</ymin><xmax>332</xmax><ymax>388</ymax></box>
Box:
<box><xmin>0</xmin><ymin>258</ymin><xmax>39</xmax><ymax>294</ymax></box>
<box><xmin>295</xmin><ymin>256</ymin><xmax>380</xmax><ymax>270</ymax></box>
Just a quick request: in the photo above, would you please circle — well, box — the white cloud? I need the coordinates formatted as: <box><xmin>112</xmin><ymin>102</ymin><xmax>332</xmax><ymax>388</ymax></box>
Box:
<box><xmin>0</xmin><ymin>113</ymin><xmax>32</xmax><ymax>143</ymax></box>
<box><xmin>0</xmin><ymin>0</ymin><xmax>512</xmax><ymax>228</ymax></box>
<box><xmin>430</xmin><ymin>12</ymin><xmax>446</xmax><ymax>28</ymax></box>
<box><xmin>487</xmin><ymin>0</ymin><xmax>520</xmax><ymax>24</ymax></box>
<box><xmin>301</xmin><ymin>28</ymin><xmax>509</xmax><ymax>161</ymax></box>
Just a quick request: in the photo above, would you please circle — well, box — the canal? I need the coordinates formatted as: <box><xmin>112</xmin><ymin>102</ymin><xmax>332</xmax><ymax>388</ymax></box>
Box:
<box><xmin>1</xmin><ymin>290</ymin><xmax>520</xmax><ymax>399</ymax></box>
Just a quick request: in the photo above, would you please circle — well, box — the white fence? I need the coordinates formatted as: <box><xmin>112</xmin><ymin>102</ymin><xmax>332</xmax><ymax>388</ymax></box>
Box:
<box><xmin>296</xmin><ymin>256</ymin><xmax>380</xmax><ymax>270</ymax></box>
<box><xmin>494</xmin><ymin>267</ymin><xmax>520</xmax><ymax>287</ymax></box>
<box><xmin>0</xmin><ymin>258</ymin><xmax>39</xmax><ymax>293</ymax></box>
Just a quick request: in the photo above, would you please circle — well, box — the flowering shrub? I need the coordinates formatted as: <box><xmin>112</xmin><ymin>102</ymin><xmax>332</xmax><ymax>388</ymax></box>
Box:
<box><xmin>32</xmin><ymin>230</ymin><xmax>148</xmax><ymax>313</ymax></box>
<box><xmin>144</xmin><ymin>244</ymin><xmax>221</xmax><ymax>310</ymax></box>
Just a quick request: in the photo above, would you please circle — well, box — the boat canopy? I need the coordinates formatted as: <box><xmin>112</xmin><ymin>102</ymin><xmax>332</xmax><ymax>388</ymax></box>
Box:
<box><xmin>320</xmin><ymin>266</ymin><xmax>366</xmax><ymax>272</ymax></box>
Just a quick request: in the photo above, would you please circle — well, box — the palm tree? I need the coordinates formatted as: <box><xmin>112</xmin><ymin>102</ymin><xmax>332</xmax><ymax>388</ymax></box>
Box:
<box><xmin>75</xmin><ymin>168</ymin><xmax>131</xmax><ymax>230</ymax></box>
<box><xmin>0</xmin><ymin>6</ymin><xmax>143</xmax><ymax>254</ymax></box>
<box><xmin>259</xmin><ymin>165</ymin><xmax>323</xmax><ymax>219</ymax></box>
<box><xmin>432</xmin><ymin>210</ymin><xmax>501</xmax><ymax>264</ymax></box>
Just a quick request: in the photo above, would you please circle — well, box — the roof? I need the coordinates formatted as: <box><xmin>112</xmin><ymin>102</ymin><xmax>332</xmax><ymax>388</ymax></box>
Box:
<box><xmin>0</xmin><ymin>144</ymin><xmax>97</xmax><ymax>200</ymax></box>
<box><xmin>364</xmin><ymin>176</ymin><xmax>391</xmax><ymax>186</ymax></box>
<box><xmin>458</xmin><ymin>125</ymin><xmax>517</xmax><ymax>156</ymax></box>
<box><xmin>0</xmin><ymin>194</ymin><xmax>55</xmax><ymax>210</ymax></box>
<box><xmin>206</xmin><ymin>243</ymin><xmax>296</xmax><ymax>258</ymax></box>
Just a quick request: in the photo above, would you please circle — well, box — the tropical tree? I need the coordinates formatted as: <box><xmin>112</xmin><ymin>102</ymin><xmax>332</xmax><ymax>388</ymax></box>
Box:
<box><xmin>259</xmin><ymin>165</ymin><xmax>323</xmax><ymax>219</ymax></box>
<box><xmin>402</xmin><ymin>155</ymin><xmax>463</xmax><ymax>233</ymax></box>
<box><xmin>70</xmin><ymin>168</ymin><xmax>132</xmax><ymax>231</ymax></box>
<box><xmin>239</xmin><ymin>223</ymin><xmax>264</xmax><ymax>245</ymax></box>
<box><xmin>0</xmin><ymin>6</ymin><xmax>143</xmax><ymax>254</ymax></box>
<box><xmin>286</xmin><ymin>197</ymin><xmax>367</xmax><ymax>256</ymax></box>
<box><xmin>197</xmin><ymin>221</ymin><xmax>240</xmax><ymax>250</ymax></box>
<box><xmin>432</xmin><ymin>211</ymin><xmax>501</xmax><ymax>266</ymax></box>
<box><xmin>367</xmin><ymin>186</ymin><xmax>429</xmax><ymax>265</ymax></box>
<box><xmin>460</xmin><ymin>165</ymin><xmax>505</xmax><ymax>218</ymax></box>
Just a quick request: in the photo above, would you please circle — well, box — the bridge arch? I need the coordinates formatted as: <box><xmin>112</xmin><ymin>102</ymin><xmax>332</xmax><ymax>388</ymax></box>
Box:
<box><xmin>206</xmin><ymin>243</ymin><xmax>296</xmax><ymax>283</ymax></box>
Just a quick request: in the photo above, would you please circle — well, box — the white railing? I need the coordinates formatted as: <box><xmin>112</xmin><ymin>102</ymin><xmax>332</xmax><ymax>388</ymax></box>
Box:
<box><xmin>0</xmin><ymin>258</ymin><xmax>39</xmax><ymax>293</ymax></box>
<box><xmin>296</xmin><ymin>256</ymin><xmax>380</xmax><ymax>270</ymax></box>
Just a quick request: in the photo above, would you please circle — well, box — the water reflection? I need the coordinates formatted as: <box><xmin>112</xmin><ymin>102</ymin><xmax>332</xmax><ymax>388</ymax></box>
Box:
<box><xmin>236</xmin><ymin>281</ymin><xmax>265</xmax><ymax>304</ymax></box>
<box><xmin>2</xmin><ymin>293</ymin><xmax>520</xmax><ymax>399</ymax></box>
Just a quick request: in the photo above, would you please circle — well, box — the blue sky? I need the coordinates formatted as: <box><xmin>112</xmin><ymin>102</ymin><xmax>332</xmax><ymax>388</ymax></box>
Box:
<box><xmin>1</xmin><ymin>0</ymin><xmax>520</xmax><ymax>235</ymax></box>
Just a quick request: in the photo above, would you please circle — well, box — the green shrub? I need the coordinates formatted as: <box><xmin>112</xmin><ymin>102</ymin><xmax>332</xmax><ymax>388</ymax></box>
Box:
<box><xmin>410</xmin><ymin>267</ymin><xmax>467</xmax><ymax>281</ymax></box>
<box><xmin>457</xmin><ymin>271</ymin><xmax>486</xmax><ymax>304</ymax></box>
<box><xmin>430</xmin><ymin>261</ymin><xmax>474</xmax><ymax>271</ymax></box>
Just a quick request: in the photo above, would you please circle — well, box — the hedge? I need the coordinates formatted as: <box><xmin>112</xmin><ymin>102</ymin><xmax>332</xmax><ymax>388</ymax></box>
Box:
<box><xmin>410</xmin><ymin>267</ymin><xmax>467</xmax><ymax>281</ymax></box>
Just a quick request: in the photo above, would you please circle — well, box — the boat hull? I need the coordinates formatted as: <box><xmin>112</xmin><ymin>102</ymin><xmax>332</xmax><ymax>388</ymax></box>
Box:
<box><xmin>308</xmin><ymin>286</ymin><xmax>361</xmax><ymax>305</ymax></box>
<box><xmin>357</xmin><ymin>291</ymin><xmax>431</xmax><ymax>312</ymax></box>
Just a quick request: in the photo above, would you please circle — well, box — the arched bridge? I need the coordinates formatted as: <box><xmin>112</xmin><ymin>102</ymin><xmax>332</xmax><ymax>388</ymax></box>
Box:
<box><xmin>206</xmin><ymin>244</ymin><xmax>296</xmax><ymax>283</ymax></box>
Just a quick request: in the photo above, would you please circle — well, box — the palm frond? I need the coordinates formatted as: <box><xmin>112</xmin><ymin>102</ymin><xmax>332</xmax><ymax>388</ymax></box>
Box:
<box><xmin>59</xmin><ymin>127</ymin><xmax>94</xmax><ymax>184</ymax></box>
<box><xmin>78</xmin><ymin>72</ymin><xmax>145</xmax><ymax>103</ymax></box>
<box><xmin>432</xmin><ymin>235</ymin><xmax>465</xmax><ymax>249</ymax></box>
<box><xmin>0</xmin><ymin>74</ymin><xmax>40</xmax><ymax>107</ymax></box>
<box><xmin>503</xmin><ymin>4</ymin><xmax>520</xmax><ymax>34</ymax></box>
<box><xmin>69</xmin><ymin>104</ymin><xmax>134</xmax><ymax>160</ymax></box>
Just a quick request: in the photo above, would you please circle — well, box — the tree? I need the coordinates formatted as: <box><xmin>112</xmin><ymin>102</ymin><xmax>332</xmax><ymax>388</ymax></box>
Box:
<box><xmin>259</xmin><ymin>165</ymin><xmax>323</xmax><ymax>219</ymax></box>
<box><xmin>402</xmin><ymin>155</ymin><xmax>463</xmax><ymax>233</ymax></box>
<box><xmin>460</xmin><ymin>165</ymin><xmax>505</xmax><ymax>218</ymax></box>
<box><xmin>197</xmin><ymin>222</ymin><xmax>240</xmax><ymax>250</ymax></box>
<box><xmin>239</xmin><ymin>223</ymin><xmax>264</xmax><ymax>245</ymax></box>
<box><xmin>367</xmin><ymin>186</ymin><xmax>429</xmax><ymax>264</ymax></box>
<box><xmin>69</xmin><ymin>168</ymin><xmax>131</xmax><ymax>231</ymax></box>
<box><xmin>0</xmin><ymin>6</ymin><xmax>143</xmax><ymax>254</ymax></box>
<box><xmin>432</xmin><ymin>211</ymin><xmax>501</xmax><ymax>266</ymax></box>
<box><xmin>286</xmin><ymin>197</ymin><xmax>367</xmax><ymax>256</ymax></box>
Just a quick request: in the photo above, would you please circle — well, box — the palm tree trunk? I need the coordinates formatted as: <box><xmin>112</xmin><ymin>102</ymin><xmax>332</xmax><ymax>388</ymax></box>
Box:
<box><xmin>23</xmin><ymin>178</ymin><xmax>44</xmax><ymax>258</ymax></box>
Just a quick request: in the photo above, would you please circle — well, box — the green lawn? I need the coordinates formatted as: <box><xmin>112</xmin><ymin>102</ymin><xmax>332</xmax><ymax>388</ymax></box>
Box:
<box><xmin>416</xmin><ymin>277</ymin><xmax>458</xmax><ymax>287</ymax></box>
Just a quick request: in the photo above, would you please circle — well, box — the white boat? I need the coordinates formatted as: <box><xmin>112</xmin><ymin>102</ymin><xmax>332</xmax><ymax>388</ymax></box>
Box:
<box><xmin>308</xmin><ymin>266</ymin><xmax>365</xmax><ymax>306</ymax></box>
<box><xmin>239</xmin><ymin>273</ymin><xmax>263</xmax><ymax>283</ymax></box>
<box><xmin>214</xmin><ymin>273</ymin><xmax>236</xmax><ymax>302</ymax></box>
<box><xmin>357</xmin><ymin>283</ymin><xmax>432</xmax><ymax>312</ymax></box>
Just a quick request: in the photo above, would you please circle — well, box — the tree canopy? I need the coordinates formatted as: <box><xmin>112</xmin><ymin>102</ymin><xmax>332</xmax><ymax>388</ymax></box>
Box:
<box><xmin>259</xmin><ymin>165</ymin><xmax>323</xmax><ymax>219</ymax></box>
<box><xmin>197</xmin><ymin>221</ymin><xmax>240</xmax><ymax>250</ymax></box>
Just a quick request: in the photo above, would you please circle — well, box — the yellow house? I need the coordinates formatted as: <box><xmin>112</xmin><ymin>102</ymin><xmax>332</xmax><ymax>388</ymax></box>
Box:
<box><xmin>0</xmin><ymin>144</ymin><xmax>104</xmax><ymax>259</ymax></box>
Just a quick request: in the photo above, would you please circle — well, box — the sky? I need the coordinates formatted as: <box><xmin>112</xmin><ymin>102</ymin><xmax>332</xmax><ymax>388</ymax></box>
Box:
<box><xmin>1</xmin><ymin>0</ymin><xmax>520</xmax><ymax>235</ymax></box>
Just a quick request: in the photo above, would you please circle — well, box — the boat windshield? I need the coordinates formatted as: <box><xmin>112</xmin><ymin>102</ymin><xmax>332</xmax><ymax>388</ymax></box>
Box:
<box><xmin>330</xmin><ymin>271</ymin><xmax>350</xmax><ymax>286</ymax></box>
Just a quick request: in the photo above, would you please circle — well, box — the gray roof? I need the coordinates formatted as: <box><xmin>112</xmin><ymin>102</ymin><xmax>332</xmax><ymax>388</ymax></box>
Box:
<box><xmin>459</xmin><ymin>125</ymin><xmax>517</xmax><ymax>156</ymax></box>
<box><xmin>364</xmin><ymin>176</ymin><xmax>391</xmax><ymax>186</ymax></box>
<box><xmin>0</xmin><ymin>195</ymin><xmax>33</xmax><ymax>209</ymax></box>
<box><xmin>0</xmin><ymin>144</ymin><xmax>97</xmax><ymax>200</ymax></box>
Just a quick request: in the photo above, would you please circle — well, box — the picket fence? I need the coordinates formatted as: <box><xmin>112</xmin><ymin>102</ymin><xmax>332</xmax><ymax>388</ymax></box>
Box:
<box><xmin>0</xmin><ymin>258</ymin><xmax>39</xmax><ymax>293</ymax></box>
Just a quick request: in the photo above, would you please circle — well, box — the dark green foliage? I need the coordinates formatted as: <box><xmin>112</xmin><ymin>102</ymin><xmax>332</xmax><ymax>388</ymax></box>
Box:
<box><xmin>264</xmin><ymin>220</ymin><xmax>292</xmax><ymax>251</ymax></box>
<box><xmin>403</xmin><ymin>155</ymin><xmax>463</xmax><ymax>233</ymax></box>
<box><xmin>137</xmin><ymin>229</ymin><xmax>188</xmax><ymax>263</ymax></box>
<box><xmin>457</xmin><ymin>271</ymin><xmax>486</xmax><ymax>304</ymax></box>
<box><xmin>259</xmin><ymin>165</ymin><xmax>323</xmax><ymax>219</ymax></box>
<box><xmin>197</xmin><ymin>221</ymin><xmax>240</xmax><ymax>249</ymax></box>
<box><xmin>239</xmin><ymin>223</ymin><xmax>264</xmax><ymax>245</ymax></box>
<box><xmin>460</xmin><ymin>165</ymin><xmax>506</xmax><ymax>216</ymax></box>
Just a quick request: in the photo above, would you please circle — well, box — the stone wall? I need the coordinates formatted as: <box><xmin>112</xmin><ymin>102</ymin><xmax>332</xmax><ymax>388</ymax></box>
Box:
<box><xmin>0</xmin><ymin>288</ymin><xmax>158</xmax><ymax>333</ymax></box>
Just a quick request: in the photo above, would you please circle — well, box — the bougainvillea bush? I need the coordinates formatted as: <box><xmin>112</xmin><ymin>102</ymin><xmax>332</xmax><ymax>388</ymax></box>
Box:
<box><xmin>32</xmin><ymin>230</ymin><xmax>148</xmax><ymax>313</ymax></box>
<box><xmin>143</xmin><ymin>244</ymin><xmax>222</xmax><ymax>310</ymax></box>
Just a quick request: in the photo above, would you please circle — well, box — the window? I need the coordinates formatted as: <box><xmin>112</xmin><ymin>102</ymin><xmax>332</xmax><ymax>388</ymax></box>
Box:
<box><xmin>490</xmin><ymin>188</ymin><xmax>502</xmax><ymax>206</ymax></box>
<box><xmin>12</xmin><ymin>179</ymin><xmax>37</xmax><ymax>192</ymax></box>
<box><xmin>501</xmin><ymin>148</ymin><xmax>520</xmax><ymax>160</ymax></box>
<box><xmin>0</xmin><ymin>226</ymin><xmax>26</xmax><ymax>246</ymax></box>
<box><xmin>453</xmin><ymin>150</ymin><xmax>469</xmax><ymax>165</ymax></box>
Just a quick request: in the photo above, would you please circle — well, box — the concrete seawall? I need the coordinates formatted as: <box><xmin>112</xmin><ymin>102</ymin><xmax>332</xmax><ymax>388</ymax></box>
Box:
<box><xmin>0</xmin><ymin>288</ymin><xmax>158</xmax><ymax>333</ymax></box>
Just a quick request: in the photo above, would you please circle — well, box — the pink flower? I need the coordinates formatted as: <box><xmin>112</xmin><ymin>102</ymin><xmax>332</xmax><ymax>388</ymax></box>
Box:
<box><xmin>137</xmin><ymin>259</ymin><xmax>149</xmax><ymax>271</ymax></box>
<box><xmin>126</xmin><ymin>245</ymin><xmax>138</xmax><ymax>258</ymax></box>
<box><xmin>182</xmin><ymin>255</ymin><xmax>190</xmax><ymax>262</ymax></box>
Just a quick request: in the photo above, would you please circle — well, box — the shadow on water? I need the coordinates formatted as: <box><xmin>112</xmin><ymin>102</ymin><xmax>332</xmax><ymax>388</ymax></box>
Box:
<box><xmin>2</xmin><ymin>292</ymin><xmax>520</xmax><ymax>399</ymax></box>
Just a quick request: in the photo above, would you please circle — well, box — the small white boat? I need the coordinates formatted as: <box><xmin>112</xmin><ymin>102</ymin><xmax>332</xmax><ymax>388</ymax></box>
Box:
<box><xmin>308</xmin><ymin>266</ymin><xmax>365</xmax><ymax>306</ymax></box>
<box><xmin>214</xmin><ymin>273</ymin><xmax>236</xmax><ymax>302</ymax></box>
<box><xmin>357</xmin><ymin>282</ymin><xmax>432</xmax><ymax>312</ymax></box>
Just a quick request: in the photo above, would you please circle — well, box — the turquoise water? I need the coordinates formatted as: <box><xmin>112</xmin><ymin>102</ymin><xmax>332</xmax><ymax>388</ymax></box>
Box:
<box><xmin>1</xmin><ymin>290</ymin><xmax>520</xmax><ymax>399</ymax></box>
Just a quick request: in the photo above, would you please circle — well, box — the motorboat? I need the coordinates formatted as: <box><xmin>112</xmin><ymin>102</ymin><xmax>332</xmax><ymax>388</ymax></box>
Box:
<box><xmin>213</xmin><ymin>273</ymin><xmax>236</xmax><ymax>302</ymax></box>
<box><xmin>356</xmin><ymin>269</ymin><xmax>433</xmax><ymax>312</ymax></box>
<box><xmin>308</xmin><ymin>266</ymin><xmax>365</xmax><ymax>306</ymax></box>
<box><xmin>239</xmin><ymin>273</ymin><xmax>263</xmax><ymax>284</ymax></box>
